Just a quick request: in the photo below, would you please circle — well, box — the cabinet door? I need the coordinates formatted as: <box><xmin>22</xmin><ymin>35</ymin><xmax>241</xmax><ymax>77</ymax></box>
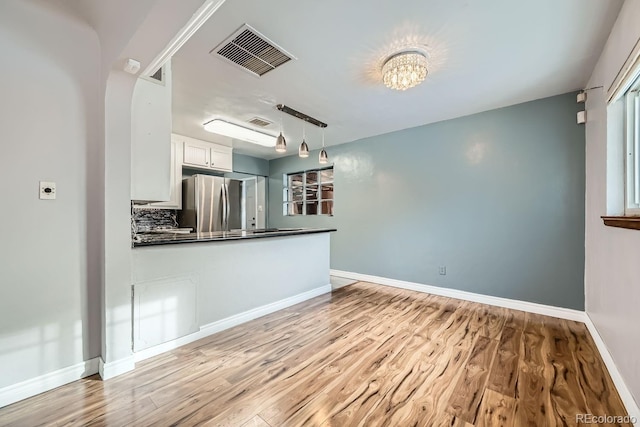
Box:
<box><xmin>141</xmin><ymin>139</ymin><xmax>182</xmax><ymax>209</ymax></box>
<box><xmin>183</xmin><ymin>141</ymin><xmax>210</xmax><ymax>167</ymax></box>
<box><xmin>210</xmin><ymin>147</ymin><xmax>232</xmax><ymax>172</ymax></box>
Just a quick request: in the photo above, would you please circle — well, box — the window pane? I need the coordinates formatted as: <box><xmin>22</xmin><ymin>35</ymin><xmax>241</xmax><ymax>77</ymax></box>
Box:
<box><xmin>288</xmin><ymin>173</ymin><xmax>303</xmax><ymax>188</ymax></box>
<box><xmin>305</xmin><ymin>201</ymin><xmax>319</xmax><ymax>215</ymax></box>
<box><xmin>287</xmin><ymin>202</ymin><xmax>304</xmax><ymax>215</ymax></box>
<box><xmin>633</xmin><ymin>92</ymin><xmax>640</xmax><ymax>205</ymax></box>
<box><xmin>321</xmin><ymin>183</ymin><xmax>333</xmax><ymax>200</ymax></box>
<box><xmin>320</xmin><ymin>169</ymin><xmax>333</xmax><ymax>183</ymax></box>
<box><xmin>321</xmin><ymin>200</ymin><xmax>334</xmax><ymax>215</ymax></box>
<box><xmin>291</xmin><ymin>187</ymin><xmax>303</xmax><ymax>202</ymax></box>
<box><xmin>306</xmin><ymin>184</ymin><xmax>319</xmax><ymax>201</ymax></box>
<box><xmin>306</xmin><ymin>171</ymin><xmax>318</xmax><ymax>185</ymax></box>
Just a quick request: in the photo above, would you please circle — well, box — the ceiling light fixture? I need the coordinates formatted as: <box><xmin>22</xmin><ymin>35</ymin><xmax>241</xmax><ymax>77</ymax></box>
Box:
<box><xmin>298</xmin><ymin>122</ymin><xmax>309</xmax><ymax>158</ymax></box>
<box><xmin>319</xmin><ymin>129</ymin><xmax>328</xmax><ymax>164</ymax></box>
<box><xmin>203</xmin><ymin>119</ymin><xmax>276</xmax><ymax>147</ymax></box>
<box><xmin>382</xmin><ymin>51</ymin><xmax>428</xmax><ymax>91</ymax></box>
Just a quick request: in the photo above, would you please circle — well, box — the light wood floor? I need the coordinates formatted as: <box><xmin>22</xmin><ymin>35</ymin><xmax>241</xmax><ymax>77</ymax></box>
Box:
<box><xmin>0</xmin><ymin>282</ymin><xmax>630</xmax><ymax>426</ymax></box>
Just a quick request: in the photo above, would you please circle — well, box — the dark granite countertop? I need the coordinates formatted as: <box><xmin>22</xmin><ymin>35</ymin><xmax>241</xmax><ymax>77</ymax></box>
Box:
<box><xmin>132</xmin><ymin>228</ymin><xmax>336</xmax><ymax>247</ymax></box>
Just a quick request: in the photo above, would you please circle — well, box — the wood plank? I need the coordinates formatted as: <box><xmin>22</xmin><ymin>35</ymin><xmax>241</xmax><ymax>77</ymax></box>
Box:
<box><xmin>503</xmin><ymin>309</ymin><xmax>526</xmax><ymax>330</ymax></box>
<box><xmin>476</xmin><ymin>389</ymin><xmax>516</xmax><ymax>427</ymax></box>
<box><xmin>446</xmin><ymin>336</ymin><xmax>499</xmax><ymax>424</ymax></box>
<box><xmin>486</xmin><ymin>326</ymin><xmax>522</xmax><ymax>397</ymax></box>
<box><xmin>515</xmin><ymin>364</ymin><xmax>558</xmax><ymax>427</ymax></box>
<box><xmin>514</xmin><ymin>312</ymin><xmax>557</xmax><ymax>426</ymax></box>
<box><xmin>543</xmin><ymin>319</ymin><xmax>590</xmax><ymax>424</ymax></box>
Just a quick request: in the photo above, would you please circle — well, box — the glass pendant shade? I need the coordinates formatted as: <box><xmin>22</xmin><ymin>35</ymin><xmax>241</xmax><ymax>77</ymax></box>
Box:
<box><xmin>298</xmin><ymin>140</ymin><xmax>309</xmax><ymax>158</ymax></box>
<box><xmin>275</xmin><ymin>132</ymin><xmax>287</xmax><ymax>153</ymax></box>
<box><xmin>382</xmin><ymin>51</ymin><xmax>428</xmax><ymax>91</ymax></box>
<box><xmin>319</xmin><ymin>148</ymin><xmax>328</xmax><ymax>164</ymax></box>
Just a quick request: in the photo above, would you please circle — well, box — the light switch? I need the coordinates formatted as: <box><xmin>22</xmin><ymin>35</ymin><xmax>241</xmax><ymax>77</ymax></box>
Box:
<box><xmin>39</xmin><ymin>181</ymin><xmax>56</xmax><ymax>200</ymax></box>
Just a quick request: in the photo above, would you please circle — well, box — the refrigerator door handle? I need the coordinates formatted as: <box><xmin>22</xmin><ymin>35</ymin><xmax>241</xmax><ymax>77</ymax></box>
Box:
<box><xmin>224</xmin><ymin>183</ymin><xmax>230</xmax><ymax>230</ymax></box>
<box><xmin>221</xmin><ymin>182</ymin><xmax>227</xmax><ymax>231</ymax></box>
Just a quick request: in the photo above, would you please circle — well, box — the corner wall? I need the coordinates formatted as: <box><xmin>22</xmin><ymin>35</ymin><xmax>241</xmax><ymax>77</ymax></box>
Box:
<box><xmin>269</xmin><ymin>92</ymin><xmax>586</xmax><ymax>310</ymax></box>
<box><xmin>584</xmin><ymin>0</ymin><xmax>640</xmax><ymax>406</ymax></box>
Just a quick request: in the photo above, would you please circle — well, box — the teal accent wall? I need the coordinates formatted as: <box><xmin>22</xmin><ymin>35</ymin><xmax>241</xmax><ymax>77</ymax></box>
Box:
<box><xmin>268</xmin><ymin>92</ymin><xmax>586</xmax><ymax>310</ymax></box>
<box><xmin>233</xmin><ymin>153</ymin><xmax>269</xmax><ymax>176</ymax></box>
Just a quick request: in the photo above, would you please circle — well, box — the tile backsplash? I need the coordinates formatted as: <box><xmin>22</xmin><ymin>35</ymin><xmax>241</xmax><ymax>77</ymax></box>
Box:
<box><xmin>131</xmin><ymin>206</ymin><xmax>178</xmax><ymax>234</ymax></box>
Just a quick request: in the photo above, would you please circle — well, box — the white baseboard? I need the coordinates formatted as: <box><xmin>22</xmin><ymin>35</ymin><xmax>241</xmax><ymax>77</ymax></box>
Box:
<box><xmin>331</xmin><ymin>269</ymin><xmax>640</xmax><ymax>423</ymax></box>
<box><xmin>98</xmin><ymin>356</ymin><xmax>135</xmax><ymax>380</ymax></box>
<box><xmin>134</xmin><ymin>284</ymin><xmax>331</xmax><ymax>363</ymax></box>
<box><xmin>583</xmin><ymin>315</ymin><xmax>640</xmax><ymax>424</ymax></box>
<box><xmin>0</xmin><ymin>357</ymin><xmax>99</xmax><ymax>408</ymax></box>
<box><xmin>330</xmin><ymin>269</ymin><xmax>585</xmax><ymax>322</ymax></box>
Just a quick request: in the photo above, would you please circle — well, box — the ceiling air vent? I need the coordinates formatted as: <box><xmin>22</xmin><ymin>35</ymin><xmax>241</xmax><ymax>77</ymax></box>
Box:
<box><xmin>247</xmin><ymin>117</ymin><xmax>272</xmax><ymax>127</ymax></box>
<box><xmin>211</xmin><ymin>24</ymin><xmax>295</xmax><ymax>77</ymax></box>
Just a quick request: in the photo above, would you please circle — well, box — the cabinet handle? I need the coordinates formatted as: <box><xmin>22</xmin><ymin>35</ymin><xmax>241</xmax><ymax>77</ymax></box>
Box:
<box><xmin>205</xmin><ymin>161</ymin><xmax>209</xmax><ymax>165</ymax></box>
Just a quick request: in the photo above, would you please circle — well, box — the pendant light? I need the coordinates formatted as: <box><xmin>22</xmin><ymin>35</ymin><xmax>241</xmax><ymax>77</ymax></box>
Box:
<box><xmin>298</xmin><ymin>122</ymin><xmax>309</xmax><ymax>158</ymax></box>
<box><xmin>275</xmin><ymin>110</ymin><xmax>287</xmax><ymax>153</ymax></box>
<box><xmin>319</xmin><ymin>128</ymin><xmax>328</xmax><ymax>164</ymax></box>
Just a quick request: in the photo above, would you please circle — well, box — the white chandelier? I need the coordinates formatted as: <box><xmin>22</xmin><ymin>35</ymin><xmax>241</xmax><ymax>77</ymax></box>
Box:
<box><xmin>382</xmin><ymin>51</ymin><xmax>428</xmax><ymax>91</ymax></box>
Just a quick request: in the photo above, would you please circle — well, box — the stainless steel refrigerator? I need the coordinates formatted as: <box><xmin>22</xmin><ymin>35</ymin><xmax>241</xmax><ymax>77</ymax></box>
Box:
<box><xmin>179</xmin><ymin>175</ymin><xmax>242</xmax><ymax>232</ymax></box>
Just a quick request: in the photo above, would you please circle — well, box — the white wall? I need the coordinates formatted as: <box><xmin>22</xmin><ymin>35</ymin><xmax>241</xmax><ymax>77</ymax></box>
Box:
<box><xmin>585</xmin><ymin>0</ymin><xmax>640</xmax><ymax>406</ymax></box>
<box><xmin>0</xmin><ymin>1</ymin><xmax>101</xmax><ymax>387</ymax></box>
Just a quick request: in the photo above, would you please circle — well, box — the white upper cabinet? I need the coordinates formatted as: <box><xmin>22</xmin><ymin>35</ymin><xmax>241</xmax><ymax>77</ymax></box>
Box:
<box><xmin>183</xmin><ymin>139</ymin><xmax>210</xmax><ymax>168</ymax></box>
<box><xmin>178</xmin><ymin>134</ymin><xmax>233</xmax><ymax>173</ymax></box>
<box><xmin>131</xmin><ymin>60</ymin><xmax>172</xmax><ymax>202</ymax></box>
<box><xmin>136</xmin><ymin>137</ymin><xmax>183</xmax><ymax>210</ymax></box>
<box><xmin>210</xmin><ymin>146</ymin><xmax>233</xmax><ymax>171</ymax></box>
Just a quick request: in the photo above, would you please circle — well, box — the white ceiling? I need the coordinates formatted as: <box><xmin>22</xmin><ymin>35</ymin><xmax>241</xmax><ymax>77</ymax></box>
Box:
<box><xmin>171</xmin><ymin>0</ymin><xmax>622</xmax><ymax>160</ymax></box>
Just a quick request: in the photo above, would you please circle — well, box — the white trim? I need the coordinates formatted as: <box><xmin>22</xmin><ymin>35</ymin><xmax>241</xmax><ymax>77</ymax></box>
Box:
<box><xmin>330</xmin><ymin>269</ymin><xmax>585</xmax><ymax>321</ymax></box>
<box><xmin>583</xmin><ymin>315</ymin><xmax>640</xmax><ymax>425</ymax></box>
<box><xmin>0</xmin><ymin>358</ymin><xmax>99</xmax><ymax>408</ymax></box>
<box><xmin>141</xmin><ymin>0</ymin><xmax>226</xmax><ymax>76</ymax></box>
<box><xmin>134</xmin><ymin>284</ymin><xmax>331</xmax><ymax>363</ymax></box>
<box><xmin>607</xmin><ymin>37</ymin><xmax>640</xmax><ymax>104</ymax></box>
<box><xmin>98</xmin><ymin>356</ymin><xmax>135</xmax><ymax>381</ymax></box>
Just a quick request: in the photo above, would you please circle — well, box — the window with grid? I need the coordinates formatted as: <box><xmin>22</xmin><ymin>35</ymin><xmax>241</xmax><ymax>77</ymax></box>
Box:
<box><xmin>283</xmin><ymin>167</ymin><xmax>334</xmax><ymax>216</ymax></box>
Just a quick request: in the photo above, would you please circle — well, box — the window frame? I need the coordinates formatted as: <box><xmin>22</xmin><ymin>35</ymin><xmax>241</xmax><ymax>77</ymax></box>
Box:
<box><xmin>283</xmin><ymin>166</ymin><xmax>334</xmax><ymax>216</ymax></box>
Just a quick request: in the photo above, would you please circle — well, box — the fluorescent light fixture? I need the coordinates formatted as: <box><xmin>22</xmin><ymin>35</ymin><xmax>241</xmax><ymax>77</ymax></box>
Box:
<box><xmin>203</xmin><ymin>119</ymin><xmax>277</xmax><ymax>147</ymax></box>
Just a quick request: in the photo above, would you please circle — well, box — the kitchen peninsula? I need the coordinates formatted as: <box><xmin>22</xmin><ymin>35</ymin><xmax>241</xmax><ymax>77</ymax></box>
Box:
<box><xmin>131</xmin><ymin>228</ymin><xmax>335</xmax><ymax>356</ymax></box>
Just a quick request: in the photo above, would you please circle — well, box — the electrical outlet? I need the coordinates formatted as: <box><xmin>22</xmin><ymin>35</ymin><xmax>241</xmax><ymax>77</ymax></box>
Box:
<box><xmin>439</xmin><ymin>266</ymin><xmax>447</xmax><ymax>275</ymax></box>
<box><xmin>39</xmin><ymin>181</ymin><xmax>56</xmax><ymax>200</ymax></box>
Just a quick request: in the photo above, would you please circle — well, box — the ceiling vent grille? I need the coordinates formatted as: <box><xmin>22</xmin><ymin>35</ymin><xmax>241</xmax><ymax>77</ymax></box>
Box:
<box><xmin>211</xmin><ymin>24</ymin><xmax>295</xmax><ymax>77</ymax></box>
<box><xmin>247</xmin><ymin>117</ymin><xmax>272</xmax><ymax>127</ymax></box>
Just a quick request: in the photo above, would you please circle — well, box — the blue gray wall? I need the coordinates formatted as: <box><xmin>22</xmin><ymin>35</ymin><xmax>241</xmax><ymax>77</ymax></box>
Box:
<box><xmin>268</xmin><ymin>92</ymin><xmax>585</xmax><ymax>310</ymax></box>
<box><xmin>233</xmin><ymin>153</ymin><xmax>269</xmax><ymax>176</ymax></box>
